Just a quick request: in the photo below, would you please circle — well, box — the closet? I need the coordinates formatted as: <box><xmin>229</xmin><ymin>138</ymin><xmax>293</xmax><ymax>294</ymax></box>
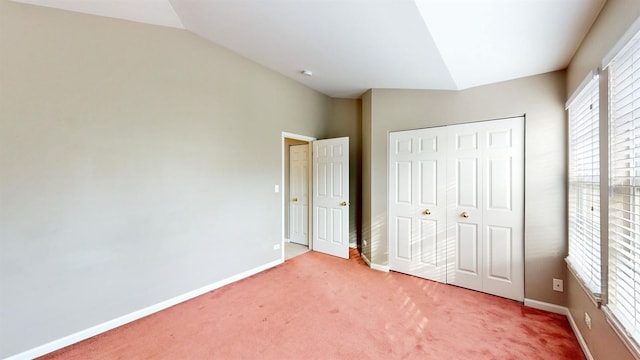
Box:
<box><xmin>388</xmin><ymin>116</ymin><xmax>524</xmax><ymax>301</ymax></box>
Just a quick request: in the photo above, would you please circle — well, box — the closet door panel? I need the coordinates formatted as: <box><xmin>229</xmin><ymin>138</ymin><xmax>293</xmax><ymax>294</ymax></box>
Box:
<box><xmin>457</xmin><ymin>223</ymin><xmax>479</xmax><ymax>274</ymax></box>
<box><xmin>482</xmin><ymin>118</ymin><xmax>524</xmax><ymax>301</ymax></box>
<box><xmin>389</xmin><ymin>128</ymin><xmax>447</xmax><ymax>283</ymax></box>
<box><xmin>419</xmin><ymin>218</ymin><xmax>438</xmax><ymax>266</ymax></box>
<box><xmin>395</xmin><ymin>216</ymin><xmax>412</xmax><ymax>260</ymax></box>
<box><xmin>447</xmin><ymin>123</ymin><xmax>483</xmax><ymax>290</ymax></box>
<box><xmin>486</xmin><ymin>225</ymin><xmax>512</xmax><ymax>280</ymax></box>
<box><xmin>389</xmin><ymin>132</ymin><xmax>416</xmax><ymax>268</ymax></box>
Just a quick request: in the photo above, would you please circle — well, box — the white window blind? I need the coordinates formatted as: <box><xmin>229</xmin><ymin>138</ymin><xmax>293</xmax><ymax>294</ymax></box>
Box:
<box><xmin>567</xmin><ymin>73</ymin><xmax>601</xmax><ymax>296</ymax></box>
<box><xmin>608</xmin><ymin>27</ymin><xmax>640</xmax><ymax>346</ymax></box>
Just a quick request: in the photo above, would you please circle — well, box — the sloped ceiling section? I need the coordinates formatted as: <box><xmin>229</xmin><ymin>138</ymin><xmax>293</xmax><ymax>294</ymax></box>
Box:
<box><xmin>415</xmin><ymin>0</ymin><xmax>606</xmax><ymax>90</ymax></box>
<box><xmin>11</xmin><ymin>0</ymin><xmax>606</xmax><ymax>98</ymax></box>
<box><xmin>14</xmin><ymin>0</ymin><xmax>185</xmax><ymax>28</ymax></box>
<box><xmin>170</xmin><ymin>0</ymin><xmax>458</xmax><ymax>98</ymax></box>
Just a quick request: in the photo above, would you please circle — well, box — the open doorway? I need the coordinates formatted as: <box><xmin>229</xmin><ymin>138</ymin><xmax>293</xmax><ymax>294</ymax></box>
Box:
<box><xmin>282</xmin><ymin>133</ymin><xmax>314</xmax><ymax>260</ymax></box>
<box><xmin>281</xmin><ymin>132</ymin><xmax>351</xmax><ymax>261</ymax></box>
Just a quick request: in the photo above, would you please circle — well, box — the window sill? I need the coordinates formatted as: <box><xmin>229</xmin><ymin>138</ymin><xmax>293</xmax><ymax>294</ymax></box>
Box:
<box><xmin>565</xmin><ymin>258</ymin><xmax>602</xmax><ymax>308</ymax></box>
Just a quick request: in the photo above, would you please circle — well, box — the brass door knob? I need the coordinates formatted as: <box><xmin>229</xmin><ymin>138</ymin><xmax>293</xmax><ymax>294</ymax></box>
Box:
<box><xmin>423</xmin><ymin>209</ymin><xmax>431</xmax><ymax>215</ymax></box>
<box><xmin>292</xmin><ymin>197</ymin><xmax>298</xmax><ymax>202</ymax></box>
<box><xmin>461</xmin><ymin>211</ymin><xmax>469</xmax><ymax>218</ymax></box>
<box><xmin>340</xmin><ymin>201</ymin><xmax>349</xmax><ymax>206</ymax></box>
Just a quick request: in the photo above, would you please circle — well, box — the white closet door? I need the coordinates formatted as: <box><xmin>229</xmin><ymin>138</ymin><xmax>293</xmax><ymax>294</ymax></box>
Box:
<box><xmin>389</xmin><ymin>117</ymin><xmax>524</xmax><ymax>301</ymax></box>
<box><xmin>389</xmin><ymin>127</ymin><xmax>447</xmax><ymax>282</ymax></box>
<box><xmin>446</xmin><ymin>117</ymin><xmax>524</xmax><ymax>301</ymax></box>
<box><xmin>446</xmin><ymin>122</ymin><xmax>484</xmax><ymax>292</ymax></box>
<box><xmin>481</xmin><ymin>118</ymin><xmax>524</xmax><ymax>301</ymax></box>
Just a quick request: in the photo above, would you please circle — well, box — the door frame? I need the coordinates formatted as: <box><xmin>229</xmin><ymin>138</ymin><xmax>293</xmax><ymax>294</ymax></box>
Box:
<box><xmin>281</xmin><ymin>132</ymin><xmax>316</xmax><ymax>261</ymax></box>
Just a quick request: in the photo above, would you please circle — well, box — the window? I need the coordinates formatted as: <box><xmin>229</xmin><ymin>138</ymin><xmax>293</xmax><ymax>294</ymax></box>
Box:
<box><xmin>567</xmin><ymin>72</ymin><xmax>601</xmax><ymax>296</ymax></box>
<box><xmin>607</xmin><ymin>26</ymin><xmax>640</xmax><ymax>346</ymax></box>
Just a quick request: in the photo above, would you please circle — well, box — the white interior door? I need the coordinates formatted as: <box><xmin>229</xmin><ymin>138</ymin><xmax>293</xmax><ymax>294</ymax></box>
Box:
<box><xmin>289</xmin><ymin>144</ymin><xmax>309</xmax><ymax>246</ymax></box>
<box><xmin>312</xmin><ymin>137</ymin><xmax>349</xmax><ymax>259</ymax></box>
<box><xmin>389</xmin><ymin>127</ymin><xmax>447</xmax><ymax>282</ymax></box>
<box><xmin>481</xmin><ymin>118</ymin><xmax>524</xmax><ymax>301</ymax></box>
<box><xmin>446</xmin><ymin>122</ymin><xmax>484</xmax><ymax>292</ymax></box>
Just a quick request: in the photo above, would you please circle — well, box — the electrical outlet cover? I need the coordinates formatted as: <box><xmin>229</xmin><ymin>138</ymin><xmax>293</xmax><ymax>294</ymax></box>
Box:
<box><xmin>553</xmin><ymin>278</ymin><xmax>563</xmax><ymax>292</ymax></box>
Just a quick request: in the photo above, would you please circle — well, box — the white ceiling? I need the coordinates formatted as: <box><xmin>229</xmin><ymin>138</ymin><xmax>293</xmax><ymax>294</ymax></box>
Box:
<box><xmin>12</xmin><ymin>0</ymin><xmax>606</xmax><ymax>98</ymax></box>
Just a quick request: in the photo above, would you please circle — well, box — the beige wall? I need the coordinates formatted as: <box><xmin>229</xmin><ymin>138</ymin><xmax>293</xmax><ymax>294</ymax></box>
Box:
<box><xmin>0</xmin><ymin>1</ymin><xmax>331</xmax><ymax>357</ymax></box>
<box><xmin>363</xmin><ymin>71</ymin><xmax>568</xmax><ymax>305</ymax></box>
<box><xmin>567</xmin><ymin>275</ymin><xmax>635</xmax><ymax>360</ymax></box>
<box><xmin>327</xmin><ymin>99</ymin><xmax>362</xmax><ymax>247</ymax></box>
<box><xmin>566</xmin><ymin>0</ymin><xmax>640</xmax><ymax>359</ymax></box>
<box><xmin>567</xmin><ymin>0</ymin><xmax>640</xmax><ymax>95</ymax></box>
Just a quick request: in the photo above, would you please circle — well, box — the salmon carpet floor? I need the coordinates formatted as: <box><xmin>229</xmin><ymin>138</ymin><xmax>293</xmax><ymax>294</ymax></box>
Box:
<box><xmin>41</xmin><ymin>249</ymin><xmax>584</xmax><ymax>359</ymax></box>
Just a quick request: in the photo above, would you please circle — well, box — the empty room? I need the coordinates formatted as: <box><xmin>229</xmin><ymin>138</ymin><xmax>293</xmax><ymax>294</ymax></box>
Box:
<box><xmin>1</xmin><ymin>0</ymin><xmax>640</xmax><ymax>359</ymax></box>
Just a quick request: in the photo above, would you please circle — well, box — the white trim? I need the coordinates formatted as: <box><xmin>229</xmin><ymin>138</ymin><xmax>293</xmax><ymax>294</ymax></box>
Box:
<box><xmin>281</xmin><ymin>132</ymin><xmax>316</xmax><ymax>262</ymax></box>
<box><xmin>567</xmin><ymin>310</ymin><xmax>596</xmax><ymax>360</ymax></box>
<box><xmin>361</xmin><ymin>250</ymin><xmax>389</xmax><ymax>272</ymax></box>
<box><xmin>371</xmin><ymin>263</ymin><xmax>390</xmax><ymax>272</ymax></box>
<box><xmin>361</xmin><ymin>251</ymin><xmax>372</xmax><ymax>266</ymax></box>
<box><xmin>603</xmin><ymin>306</ymin><xmax>640</xmax><ymax>360</ymax></box>
<box><xmin>603</xmin><ymin>16</ymin><xmax>640</xmax><ymax>69</ymax></box>
<box><xmin>523</xmin><ymin>298</ymin><xmax>568</xmax><ymax>315</ymax></box>
<box><xmin>524</xmin><ymin>299</ymin><xmax>595</xmax><ymax>360</ymax></box>
<box><xmin>566</xmin><ymin>69</ymin><xmax>598</xmax><ymax>109</ymax></box>
<box><xmin>566</xmin><ymin>260</ymin><xmax>602</xmax><ymax>308</ymax></box>
<box><xmin>281</xmin><ymin>132</ymin><xmax>316</xmax><ymax>143</ymax></box>
<box><xmin>5</xmin><ymin>259</ymin><xmax>283</xmax><ymax>360</ymax></box>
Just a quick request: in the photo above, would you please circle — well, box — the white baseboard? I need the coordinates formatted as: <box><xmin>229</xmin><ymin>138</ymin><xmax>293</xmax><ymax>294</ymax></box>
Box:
<box><xmin>523</xmin><ymin>298</ymin><xmax>568</xmax><ymax>315</ymax></box>
<box><xmin>524</xmin><ymin>298</ymin><xmax>594</xmax><ymax>360</ymax></box>
<box><xmin>6</xmin><ymin>259</ymin><xmax>283</xmax><ymax>360</ymax></box>
<box><xmin>371</xmin><ymin>263</ymin><xmax>389</xmax><ymax>272</ymax></box>
<box><xmin>360</xmin><ymin>251</ymin><xmax>372</xmax><ymax>266</ymax></box>
<box><xmin>566</xmin><ymin>309</ymin><xmax>595</xmax><ymax>360</ymax></box>
<box><xmin>359</xmin><ymin>252</ymin><xmax>389</xmax><ymax>272</ymax></box>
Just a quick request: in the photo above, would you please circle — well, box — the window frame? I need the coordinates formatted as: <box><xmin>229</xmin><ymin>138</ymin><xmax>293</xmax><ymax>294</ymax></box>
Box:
<box><xmin>604</xmin><ymin>19</ymin><xmax>640</xmax><ymax>354</ymax></box>
<box><xmin>566</xmin><ymin>70</ymin><xmax>602</xmax><ymax>299</ymax></box>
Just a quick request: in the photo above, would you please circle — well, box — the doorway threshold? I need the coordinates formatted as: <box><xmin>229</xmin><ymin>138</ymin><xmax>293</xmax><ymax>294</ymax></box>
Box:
<box><xmin>285</xmin><ymin>242</ymin><xmax>310</xmax><ymax>260</ymax></box>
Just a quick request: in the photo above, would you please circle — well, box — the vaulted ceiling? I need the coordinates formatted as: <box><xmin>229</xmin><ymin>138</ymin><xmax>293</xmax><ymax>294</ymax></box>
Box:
<box><xmin>12</xmin><ymin>0</ymin><xmax>606</xmax><ymax>98</ymax></box>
